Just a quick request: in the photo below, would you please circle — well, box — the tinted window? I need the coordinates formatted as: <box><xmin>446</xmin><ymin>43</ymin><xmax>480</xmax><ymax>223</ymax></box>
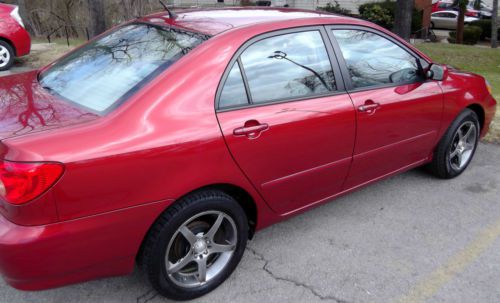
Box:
<box><xmin>438</xmin><ymin>2</ymin><xmax>453</xmax><ymax>8</ymax></box>
<box><xmin>219</xmin><ymin>63</ymin><xmax>249</xmax><ymax>108</ymax></box>
<box><xmin>444</xmin><ymin>12</ymin><xmax>457</xmax><ymax>18</ymax></box>
<box><xmin>332</xmin><ymin>30</ymin><xmax>419</xmax><ymax>88</ymax></box>
<box><xmin>240</xmin><ymin>31</ymin><xmax>335</xmax><ymax>104</ymax></box>
<box><xmin>433</xmin><ymin>12</ymin><xmax>448</xmax><ymax>17</ymax></box>
<box><xmin>40</xmin><ymin>24</ymin><xmax>207</xmax><ymax>113</ymax></box>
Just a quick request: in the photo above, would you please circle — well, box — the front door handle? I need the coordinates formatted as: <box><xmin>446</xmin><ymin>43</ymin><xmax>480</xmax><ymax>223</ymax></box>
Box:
<box><xmin>358</xmin><ymin>100</ymin><xmax>380</xmax><ymax>113</ymax></box>
<box><xmin>233</xmin><ymin>120</ymin><xmax>269</xmax><ymax>139</ymax></box>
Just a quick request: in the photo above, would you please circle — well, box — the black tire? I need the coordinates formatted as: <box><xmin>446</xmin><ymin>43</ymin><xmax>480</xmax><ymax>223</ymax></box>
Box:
<box><xmin>430</xmin><ymin>22</ymin><xmax>435</xmax><ymax>29</ymax></box>
<box><xmin>428</xmin><ymin>108</ymin><xmax>480</xmax><ymax>179</ymax></box>
<box><xmin>0</xmin><ymin>40</ymin><xmax>15</xmax><ymax>72</ymax></box>
<box><xmin>141</xmin><ymin>190</ymin><xmax>248</xmax><ymax>301</ymax></box>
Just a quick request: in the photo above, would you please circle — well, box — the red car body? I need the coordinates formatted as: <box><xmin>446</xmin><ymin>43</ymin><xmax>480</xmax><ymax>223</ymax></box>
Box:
<box><xmin>431</xmin><ymin>1</ymin><xmax>480</xmax><ymax>17</ymax></box>
<box><xmin>0</xmin><ymin>4</ymin><xmax>31</xmax><ymax>58</ymax></box>
<box><xmin>0</xmin><ymin>8</ymin><xmax>496</xmax><ymax>291</ymax></box>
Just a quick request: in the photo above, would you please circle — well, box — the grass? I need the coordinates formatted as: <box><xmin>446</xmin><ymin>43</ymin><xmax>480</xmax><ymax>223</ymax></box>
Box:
<box><xmin>415</xmin><ymin>43</ymin><xmax>500</xmax><ymax>143</ymax></box>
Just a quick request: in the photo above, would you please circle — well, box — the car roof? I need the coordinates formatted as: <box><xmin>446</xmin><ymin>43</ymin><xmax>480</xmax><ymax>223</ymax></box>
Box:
<box><xmin>139</xmin><ymin>7</ymin><xmax>358</xmax><ymax>36</ymax></box>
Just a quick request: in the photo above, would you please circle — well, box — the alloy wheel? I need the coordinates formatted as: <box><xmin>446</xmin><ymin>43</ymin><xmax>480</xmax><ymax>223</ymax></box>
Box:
<box><xmin>165</xmin><ymin>210</ymin><xmax>237</xmax><ymax>288</ymax></box>
<box><xmin>448</xmin><ymin>121</ymin><xmax>477</xmax><ymax>171</ymax></box>
<box><xmin>0</xmin><ymin>45</ymin><xmax>11</xmax><ymax>68</ymax></box>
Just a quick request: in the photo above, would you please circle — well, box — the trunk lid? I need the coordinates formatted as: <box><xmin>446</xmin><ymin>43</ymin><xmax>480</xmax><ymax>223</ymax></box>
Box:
<box><xmin>0</xmin><ymin>71</ymin><xmax>99</xmax><ymax>140</ymax></box>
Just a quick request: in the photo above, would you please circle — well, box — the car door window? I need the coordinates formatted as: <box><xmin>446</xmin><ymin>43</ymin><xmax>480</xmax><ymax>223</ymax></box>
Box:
<box><xmin>239</xmin><ymin>31</ymin><xmax>336</xmax><ymax>104</ymax></box>
<box><xmin>332</xmin><ymin>29</ymin><xmax>420</xmax><ymax>89</ymax></box>
<box><xmin>219</xmin><ymin>62</ymin><xmax>249</xmax><ymax>108</ymax></box>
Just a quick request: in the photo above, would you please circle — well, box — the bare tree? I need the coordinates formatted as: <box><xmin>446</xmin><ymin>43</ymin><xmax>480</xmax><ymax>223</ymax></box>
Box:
<box><xmin>492</xmin><ymin>0</ymin><xmax>498</xmax><ymax>48</ymax></box>
<box><xmin>394</xmin><ymin>0</ymin><xmax>414</xmax><ymax>41</ymax></box>
<box><xmin>453</xmin><ymin>0</ymin><xmax>467</xmax><ymax>44</ymax></box>
<box><xmin>87</xmin><ymin>0</ymin><xmax>106</xmax><ymax>38</ymax></box>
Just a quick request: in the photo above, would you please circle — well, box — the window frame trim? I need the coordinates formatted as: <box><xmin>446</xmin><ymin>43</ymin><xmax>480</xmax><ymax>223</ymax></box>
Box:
<box><xmin>215</xmin><ymin>26</ymin><xmax>346</xmax><ymax>112</ymax></box>
<box><xmin>325</xmin><ymin>25</ymin><xmax>431</xmax><ymax>93</ymax></box>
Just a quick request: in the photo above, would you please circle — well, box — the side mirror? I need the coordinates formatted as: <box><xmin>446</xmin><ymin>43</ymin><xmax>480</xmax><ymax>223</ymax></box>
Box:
<box><xmin>428</xmin><ymin>64</ymin><xmax>445</xmax><ymax>81</ymax></box>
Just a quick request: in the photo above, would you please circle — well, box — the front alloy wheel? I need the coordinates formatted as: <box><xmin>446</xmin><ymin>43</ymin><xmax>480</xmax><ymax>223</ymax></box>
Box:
<box><xmin>448</xmin><ymin>121</ymin><xmax>477</xmax><ymax>171</ymax></box>
<box><xmin>429</xmin><ymin>108</ymin><xmax>480</xmax><ymax>179</ymax></box>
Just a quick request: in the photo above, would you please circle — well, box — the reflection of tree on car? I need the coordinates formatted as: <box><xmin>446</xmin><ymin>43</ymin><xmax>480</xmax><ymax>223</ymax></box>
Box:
<box><xmin>333</xmin><ymin>30</ymin><xmax>419</xmax><ymax>88</ymax></box>
<box><xmin>40</xmin><ymin>24</ymin><xmax>208</xmax><ymax>113</ymax></box>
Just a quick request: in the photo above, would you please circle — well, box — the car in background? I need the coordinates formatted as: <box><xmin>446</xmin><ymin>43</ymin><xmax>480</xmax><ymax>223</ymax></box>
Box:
<box><xmin>0</xmin><ymin>3</ymin><xmax>31</xmax><ymax>71</ymax></box>
<box><xmin>468</xmin><ymin>2</ymin><xmax>493</xmax><ymax>18</ymax></box>
<box><xmin>256</xmin><ymin>0</ymin><xmax>289</xmax><ymax>7</ymax></box>
<box><xmin>431</xmin><ymin>10</ymin><xmax>479</xmax><ymax>29</ymax></box>
<box><xmin>432</xmin><ymin>0</ymin><xmax>480</xmax><ymax>18</ymax></box>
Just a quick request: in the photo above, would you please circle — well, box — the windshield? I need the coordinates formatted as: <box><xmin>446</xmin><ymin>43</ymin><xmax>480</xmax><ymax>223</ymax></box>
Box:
<box><xmin>39</xmin><ymin>23</ymin><xmax>208</xmax><ymax>113</ymax></box>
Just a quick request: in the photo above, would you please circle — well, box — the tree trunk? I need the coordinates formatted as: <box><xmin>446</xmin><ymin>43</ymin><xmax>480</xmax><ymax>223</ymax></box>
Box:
<box><xmin>394</xmin><ymin>0</ymin><xmax>414</xmax><ymax>41</ymax></box>
<box><xmin>456</xmin><ymin>0</ymin><xmax>466</xmax><ymax>44</ymax></box>
<box><xmin>492</xmin><ymin>0</ymin><xmax>498</xmax><ymax>48</ymax></box>
<box><xmin>87</xmin><ymin>0</ymin><xmax>106</xmax><ymax>38</ymax></box>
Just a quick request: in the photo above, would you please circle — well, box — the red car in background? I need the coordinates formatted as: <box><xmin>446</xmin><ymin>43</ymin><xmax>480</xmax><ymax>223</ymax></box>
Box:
<box><xmin>432</xmin><ymin>0</ymin><xmax>480</xmax><ymax>17</ymax></box>
<box><xmin>0</xmin><ymin>7</ymin><xmax>496</xmax><ymax>301</ymax></box>
<box><xmin>0</xmin><ymin>3</ymin><xmax>31</xmax><ymax>71</ymax></box>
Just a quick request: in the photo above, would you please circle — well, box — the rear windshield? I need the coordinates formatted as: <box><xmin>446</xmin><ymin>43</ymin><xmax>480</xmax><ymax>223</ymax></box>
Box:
<box><xmin>39</xmin><ymin>23</ymin><xmax>208</xmax><ymax>113</ymax></box>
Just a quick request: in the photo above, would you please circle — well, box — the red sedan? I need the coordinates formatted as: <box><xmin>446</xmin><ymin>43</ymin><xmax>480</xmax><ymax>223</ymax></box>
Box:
<box><xmin>0</xmin><ymin>4</ymin><xmax>31</xmax><ymax>71</ymax></box>
<box><xmin>0</xmin><ymin>7</ymin><xmax>496</xmax><ymax>301</ymax></box>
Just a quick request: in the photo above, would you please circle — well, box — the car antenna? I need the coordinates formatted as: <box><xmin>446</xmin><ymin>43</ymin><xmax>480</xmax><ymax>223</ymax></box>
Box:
<box><xmin>159</xmin><ymin>0</ymin><xmax>176</xmax><ymax>19</ymax></box>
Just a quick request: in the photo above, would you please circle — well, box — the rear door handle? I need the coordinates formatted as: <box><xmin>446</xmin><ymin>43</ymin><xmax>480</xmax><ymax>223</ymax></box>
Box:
<box><xmin>358</xmin><ymin>101</ymin><xmax>380</xmax><ymax>113</ymax></box>
<box><xmin>233</xmin><ymin>120</ymin><xmax>269</xmax><ymax>139</ymax></box>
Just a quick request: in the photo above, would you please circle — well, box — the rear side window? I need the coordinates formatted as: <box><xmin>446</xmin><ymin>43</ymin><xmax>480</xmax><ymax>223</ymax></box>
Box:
<box><xmin>39</xmin><ymin>23</ymin><xmax>207</xmax><ymax>113</ymax></box>
<box><xmin>332</xmin><ymin>30</ymin><xmax>419</xmax><ymax>89</ymax></box>
<box><xmin>219</xmin><ymin>30</ymin><xmax>336</xmax><ymax>109</ymax></box>
<box><xmin>219</xmin><ymin>62</ymin><xmax>248</xmax><ymax>108</ymax></box>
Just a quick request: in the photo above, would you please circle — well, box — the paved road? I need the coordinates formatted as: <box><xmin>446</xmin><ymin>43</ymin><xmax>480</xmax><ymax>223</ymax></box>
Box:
<box><xmin>0</xmin><ymin>143</ymin><xmax>499</xmax><ymax>303</ymax></box>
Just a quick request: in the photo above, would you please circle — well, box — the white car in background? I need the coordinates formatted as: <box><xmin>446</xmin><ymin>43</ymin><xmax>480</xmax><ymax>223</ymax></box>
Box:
<box><xmin>431</xmin><ymin>10</ymin><xmax>479</xmax><ymax>29</ymax></box>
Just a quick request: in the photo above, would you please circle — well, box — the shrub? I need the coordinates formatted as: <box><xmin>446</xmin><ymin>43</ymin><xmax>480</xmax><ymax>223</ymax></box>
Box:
<box><xmin>318</xmin><ymin>1</ymin><xmax>351</xmax><ymax>15</ymax></box>
<box><xmin>359</xmin><ymin>4</ymin><xmax>393</xmax><ymax>29</ymax></box>
<box><xmin>469</xmin><ymin>19</ymin><xmax>500</xmax><ymax>40</ymax></box>
<box><xmin>448</xmin><ymin>25</ymin><xmax>483</xmax><ymax>45</ymax></box>
<box><xmin>358</xmin><ymin>1</ymin><xmax>423</xmax><ymax>33</ymax></box>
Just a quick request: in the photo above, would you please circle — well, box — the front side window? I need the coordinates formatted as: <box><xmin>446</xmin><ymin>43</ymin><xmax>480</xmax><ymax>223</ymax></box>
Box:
<box><xmin>332</xmin><ymin>30</ymin><xmax>420</xmax><ymax>89</ymax></box>
<box><xmin>239</xmin><ymin>31</ymin><xmax>336</xmax><ymax>104</ymax></box>
<box><xmin>40</xmin><ymin>23</ymin><xmax>207</xmax><ymax>113</ymax></box>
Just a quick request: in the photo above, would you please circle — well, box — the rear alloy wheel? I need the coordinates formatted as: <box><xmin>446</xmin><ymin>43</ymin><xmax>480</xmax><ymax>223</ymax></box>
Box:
<box><xmin>0</xmin><ymin>41</ymin><xmax>14</xmax><ymax>71</ymax></box>
<box><xmin>429</xmin><ymin>109</ymin><xmax>480</xmax><ymax>179</ymax></box>
<box><xmin>142</xmin><ymin>190</ymin><xmax>248</xmax><ymax>300</ymax></box>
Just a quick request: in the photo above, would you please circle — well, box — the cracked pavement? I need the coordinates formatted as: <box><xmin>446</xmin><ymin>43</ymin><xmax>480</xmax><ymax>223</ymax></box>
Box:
<box><xmin>0</xmin><ymin>143</ymin><xmax>499</xmax><ymax>303</ymax></box>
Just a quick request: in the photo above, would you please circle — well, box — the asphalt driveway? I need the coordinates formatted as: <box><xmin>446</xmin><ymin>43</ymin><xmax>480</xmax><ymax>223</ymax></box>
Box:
<box><xmin>0</xmin><ymin>143</ymin><xmax>499</xmax><ymax>303</ymax></box>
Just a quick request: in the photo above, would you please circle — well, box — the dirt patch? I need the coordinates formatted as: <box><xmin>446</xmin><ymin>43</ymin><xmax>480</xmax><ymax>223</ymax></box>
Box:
<box><xmin>15</xmin><ymin>43</ymin><xmax>75</xmax><ymax>69</ymax></box>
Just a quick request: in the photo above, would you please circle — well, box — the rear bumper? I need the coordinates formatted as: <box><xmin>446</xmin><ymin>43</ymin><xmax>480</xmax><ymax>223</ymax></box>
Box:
<box><xmin>12</xmin><ymin>25</ymin><xmax>31</xmax><ymax>57</ymax></box>
<box><xmin>0</xmin><ymin>200</ymin><xmax>171</xmax><ymax>290</ymax></box>
<box><xmin>2</xmin><ymin>22</ymin><xmax>31</xmax><ymax>57</ymax></box>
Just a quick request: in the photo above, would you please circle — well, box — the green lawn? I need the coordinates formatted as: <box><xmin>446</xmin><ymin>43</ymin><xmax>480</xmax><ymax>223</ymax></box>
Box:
<box><xmin>416</xmin><ymin>43</ymin><xmax>500</xmax><ymax>143</ymax></box>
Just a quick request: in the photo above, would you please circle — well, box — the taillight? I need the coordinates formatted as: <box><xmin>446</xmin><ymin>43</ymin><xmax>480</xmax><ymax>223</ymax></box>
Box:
<box><xmin>9</xmin><ymin>6</ymin><xmax>25</xmax><ymax>28</ymax></box>
<box><xmin>0</xmin><ymin>161</ymin><xmax>64</xmax><ymax>205</ymax></box>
